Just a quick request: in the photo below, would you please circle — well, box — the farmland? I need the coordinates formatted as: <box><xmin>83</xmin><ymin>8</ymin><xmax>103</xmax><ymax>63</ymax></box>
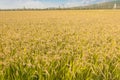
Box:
<box><xmin>0</xmin><ymin>10</ymin><xmax>120</xmax><ymax>80</ymax></box>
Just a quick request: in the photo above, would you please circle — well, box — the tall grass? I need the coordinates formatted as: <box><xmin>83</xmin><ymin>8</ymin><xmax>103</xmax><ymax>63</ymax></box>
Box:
<box><xmin>0</xmin><ymin>10</ymin><xmax>120</xmax><ymax>80</ymax></box>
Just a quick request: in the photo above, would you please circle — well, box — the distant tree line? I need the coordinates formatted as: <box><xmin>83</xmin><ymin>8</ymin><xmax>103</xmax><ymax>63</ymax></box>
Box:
<box><xmin>0</xmin><ymin>0</ymin><xmax>120</xmax><ymax>11</ymax></box>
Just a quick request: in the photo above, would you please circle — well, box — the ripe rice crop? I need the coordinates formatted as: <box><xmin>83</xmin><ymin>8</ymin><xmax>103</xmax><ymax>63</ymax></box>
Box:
<box><xmin>0</xmin><ymin>10</ymin><xmax>120</xmax><ymax>80</ymax></box>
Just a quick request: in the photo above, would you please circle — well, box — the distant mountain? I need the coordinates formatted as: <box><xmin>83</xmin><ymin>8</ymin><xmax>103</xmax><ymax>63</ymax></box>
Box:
<box><xmin>1</xmin><ymin>0</ymin><xmax>120</xmax><ymax>11</ymax></box>
<box><xmin>71</xmin><ymin>0</ymin><xmax>120</xmax><ymax>9</ymax></box>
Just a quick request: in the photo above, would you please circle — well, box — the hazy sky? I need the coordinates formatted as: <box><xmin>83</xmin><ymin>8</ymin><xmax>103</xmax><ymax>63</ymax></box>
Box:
<box><xmin>0</xmin><ymin>0</ymin><xmax>109</xmax><ymax>9</ymax></box>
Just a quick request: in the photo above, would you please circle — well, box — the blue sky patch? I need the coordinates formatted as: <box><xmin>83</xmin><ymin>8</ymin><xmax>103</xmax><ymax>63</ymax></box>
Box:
<box><xmin>0</xmin><ymin>0</ymin><xmax>110</xmax><ymax>9</ymax></box>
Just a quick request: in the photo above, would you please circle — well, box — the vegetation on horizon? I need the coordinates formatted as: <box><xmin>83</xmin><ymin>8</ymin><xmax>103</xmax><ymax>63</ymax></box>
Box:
<box><xmin>0</xmin><ymin>0</ymin><xmax>120</xmax><ymax>11</ymax></box>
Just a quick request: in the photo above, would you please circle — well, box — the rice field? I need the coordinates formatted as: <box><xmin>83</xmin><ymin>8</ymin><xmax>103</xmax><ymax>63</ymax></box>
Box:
<box><xmin>0</xmin><ymin>10</ymin><xmax>120</xmax><ymax>80</ymax></box>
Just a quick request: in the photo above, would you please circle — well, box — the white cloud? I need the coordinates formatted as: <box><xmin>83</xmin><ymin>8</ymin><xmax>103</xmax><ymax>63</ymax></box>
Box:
<box><xmin>0</xmin><ymin>0</ymin><xmax>107</xmax><ymax>9</ymax></box>
<box><xmin>0</xmin><ymin>0</ymin><xmax>45</xmax><ymax>9</ymax></box>
<box><xmin>0</xmin><ymin>0</ymin><xmax>63</xmax><ymax>9</ymax></box>
<box><xmin>22</xmin><ymin>0</ymin><xmax>44</xmax><ymax>8</ymax></box>
<box><xmin>65</xmin><ymin>0</ymin><xmax>97</xmax><ymax>7</ymax></box>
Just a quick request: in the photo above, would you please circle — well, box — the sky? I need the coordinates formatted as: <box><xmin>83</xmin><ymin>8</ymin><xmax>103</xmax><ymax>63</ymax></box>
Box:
<box><xmin>0</xmin><ymin>0</ymin><xmax>110</xmax><ymax>9</ymax></box>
